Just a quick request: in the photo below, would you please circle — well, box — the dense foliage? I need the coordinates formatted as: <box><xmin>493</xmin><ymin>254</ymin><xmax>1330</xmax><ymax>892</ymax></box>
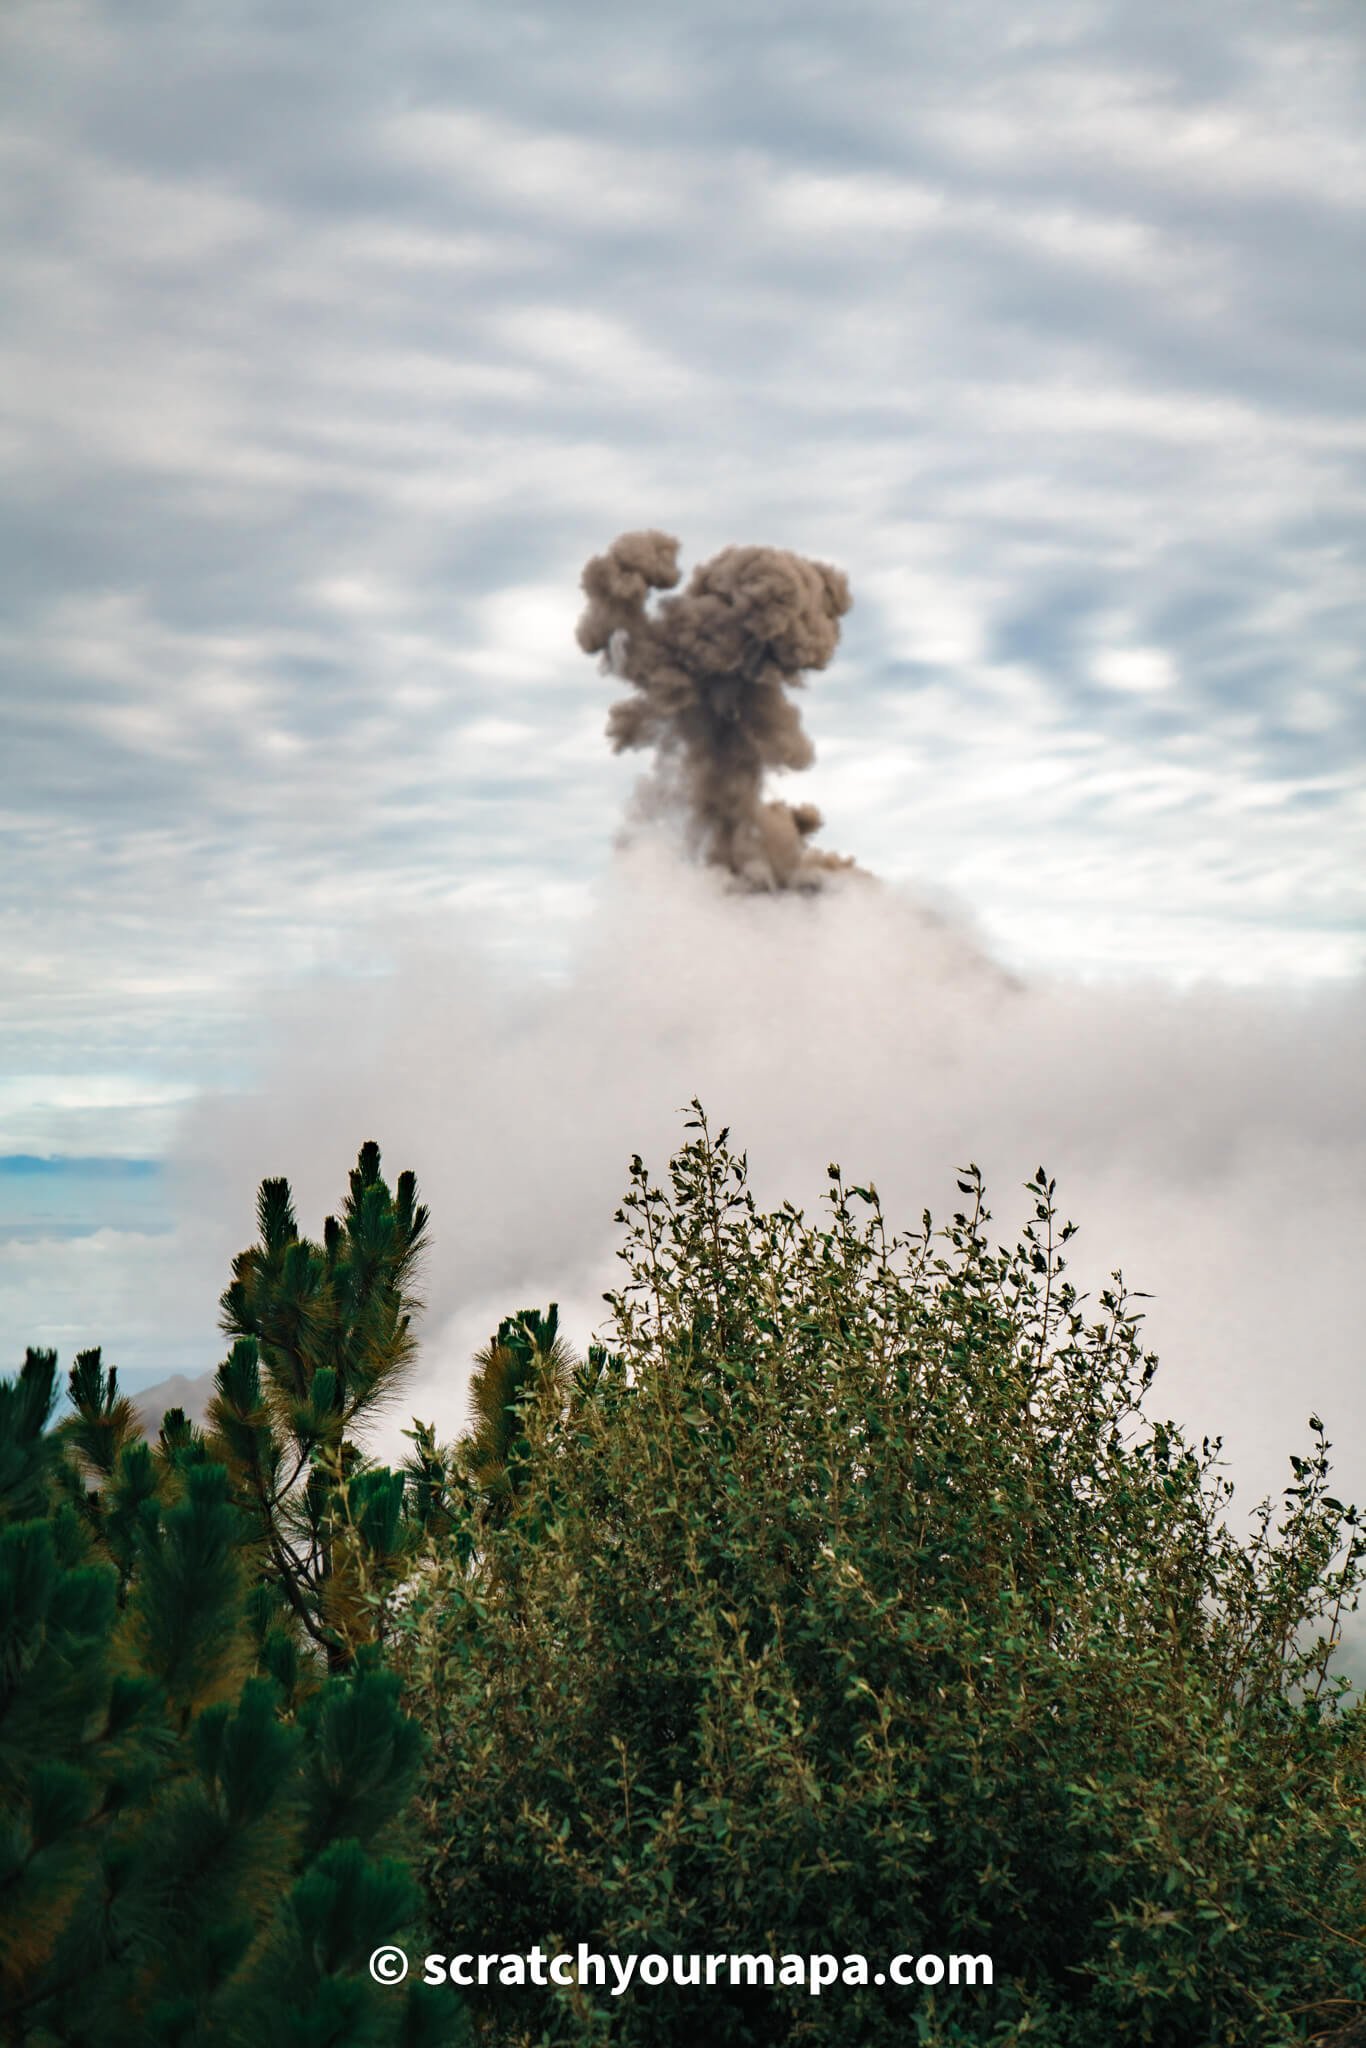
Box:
<box><xmin>6</xmin><ymin>1118</ymin><xmax>1364</xmax><ymax>2046</ymax></box>
<box><xmin>0</xmin><ymin>1344</ymin><xmax>467</xmax><ymax>2046</ymax></box>
<box><xmin>400</xmin><ymin>1111</ymin><xmax>1366</xmax><ymax>2047</ymax></box>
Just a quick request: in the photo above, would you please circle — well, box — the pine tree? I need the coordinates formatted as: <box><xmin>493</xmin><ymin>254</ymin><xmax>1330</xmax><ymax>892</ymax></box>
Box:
<box><xmin>0</xmin><ymin>1346</ymin><xmax>468</xmax><ymax>2047</ymax></box>
<box><xmin>458</xmin><ymin>1305</ymin><xmax>575</xmax><ymax>1522</ymax></box>
<box><xmin>205</xmin><ymin>1143</ymin><xmax>455</xmax><ymax>1669</ymax></box>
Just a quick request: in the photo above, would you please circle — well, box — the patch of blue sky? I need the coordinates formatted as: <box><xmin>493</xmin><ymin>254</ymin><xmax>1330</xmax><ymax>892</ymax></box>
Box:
<box><xmin>0</xmin><ymin>1155</ymin><xmax>174</xmax><ymax>1244</ymax></box>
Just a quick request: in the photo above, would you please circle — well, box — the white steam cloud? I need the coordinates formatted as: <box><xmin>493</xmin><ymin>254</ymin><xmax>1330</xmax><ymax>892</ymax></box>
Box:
<box><xmin>172</xmin><ymin>837</ymin><xmax>1365</xmax><ymax>1579</ymax></box>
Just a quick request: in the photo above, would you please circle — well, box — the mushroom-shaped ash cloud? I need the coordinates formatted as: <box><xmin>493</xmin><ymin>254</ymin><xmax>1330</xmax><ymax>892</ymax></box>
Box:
<box><xmin>577</xmin><ymin>530</ymin><xmax>855</xmax><ymax>890</ymax></box>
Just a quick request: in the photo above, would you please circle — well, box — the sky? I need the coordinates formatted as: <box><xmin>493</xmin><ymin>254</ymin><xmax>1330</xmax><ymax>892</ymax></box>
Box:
<box><xmin>2</xmin><ymin>1</ymin><xmax>1364</xmax><ymax>1558</ymax></box>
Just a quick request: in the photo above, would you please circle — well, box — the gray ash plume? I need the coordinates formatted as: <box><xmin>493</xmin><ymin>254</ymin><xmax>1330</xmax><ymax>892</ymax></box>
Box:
<box><xmin>576</xmin><ymin>530</ymin><xmax>855</xmax><ymax>890</ymax></box>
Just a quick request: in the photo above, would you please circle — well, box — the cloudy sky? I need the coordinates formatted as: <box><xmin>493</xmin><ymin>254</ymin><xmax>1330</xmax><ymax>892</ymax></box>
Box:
<box><xmin>3</xmin><ymin>0</ymin><xmax>1364</xmax><ymax>1539</ymax></box>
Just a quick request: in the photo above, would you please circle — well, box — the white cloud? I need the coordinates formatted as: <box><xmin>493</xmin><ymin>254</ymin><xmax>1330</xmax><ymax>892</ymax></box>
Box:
<box><xmin>381</xmin><ymin>107</ymin><xmax>692</xmax><ymax>228</ymax></box>
<box><xmin>159</xmin><ymin>849</ymin><xmax>1365</xmax><ymax>1554</ymax></box>
<box><xmin>1092</xmin><ymin>645</ymin><xmax>1177</xmax><ymax>693</ymax></box>
<box><xmin>929</xmin><ymin>57</ymin><xmax>1366</xmax><ymax>207</ymax></box>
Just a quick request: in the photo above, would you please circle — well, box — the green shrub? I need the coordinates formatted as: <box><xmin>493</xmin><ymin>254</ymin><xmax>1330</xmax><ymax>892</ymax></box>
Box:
<box><xmin>400</xmin><ymin>1111</ymin><xmax>1366</xmax><ymax>2047</ymax></box>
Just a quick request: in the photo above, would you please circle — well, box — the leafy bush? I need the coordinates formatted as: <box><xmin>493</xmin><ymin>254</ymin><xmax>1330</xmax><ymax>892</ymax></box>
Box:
<box><xmin>400</xmin><ymin>1111</ymin><xmax>1366</xmax><ymax>2047</ymax></box>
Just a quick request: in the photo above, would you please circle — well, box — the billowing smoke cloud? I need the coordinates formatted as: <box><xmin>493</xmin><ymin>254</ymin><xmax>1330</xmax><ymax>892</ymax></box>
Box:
<box><xmin>577</xmin><ymin>531</ymin><xmax>854</xmax><ymax>889</ymax></box>
<box><xmin>129</xmin><ymin>539</ymin><xmax>1362</xmax><ymax>1681</ymax></box>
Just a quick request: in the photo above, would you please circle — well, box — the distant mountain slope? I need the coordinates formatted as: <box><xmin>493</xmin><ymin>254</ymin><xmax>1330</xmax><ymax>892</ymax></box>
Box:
<box><xmin>134</xmin><ymin>1370</ymin><xmax>214</xmax><ymax>1435</ymax></box>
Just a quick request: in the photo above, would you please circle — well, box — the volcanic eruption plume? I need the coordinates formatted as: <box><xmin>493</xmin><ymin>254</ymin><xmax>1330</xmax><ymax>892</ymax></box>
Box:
<box><xmin>576</xmin><ymin>530</ymin><xmax>855</xmax><ymax>890</ymax></box>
